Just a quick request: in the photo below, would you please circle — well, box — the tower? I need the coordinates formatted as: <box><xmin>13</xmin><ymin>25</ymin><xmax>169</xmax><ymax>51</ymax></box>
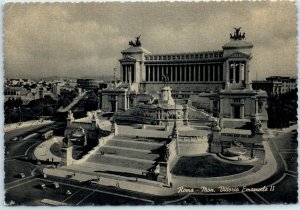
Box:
<box><xmin>119</xmin><ymin>35</ymin><xmax>151</xmax><ymax>92</ymax></box>
<box><xmin>222</xmin><ymin>27</ymin><xmax>253</xmax><ymax>90</ymax></box>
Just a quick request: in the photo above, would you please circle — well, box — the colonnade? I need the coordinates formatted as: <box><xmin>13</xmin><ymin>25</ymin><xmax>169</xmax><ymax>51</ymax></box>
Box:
<box><xmin>229</xmin><ymin>61</ymin><xmax>246</xmax><ymax>83</ymax></box>
<box><xmin>122</xmin><ymin>64</ymin><xmax>135</xmax><ymax>83</ymax></box>
<box><xmin>145</xmin><ymin>64</ymin><xmax>223</xmax><ymax>82</ymax></box>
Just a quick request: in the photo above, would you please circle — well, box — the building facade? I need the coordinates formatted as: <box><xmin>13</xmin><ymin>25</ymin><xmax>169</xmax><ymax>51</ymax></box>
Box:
<box><xmin>101</xmin><ymin>29</ymin><xmax>268</xmax><ymax>124</ymax></box>
<box><xmin>252</xmin><ymin>76</ymin><xmax>297</xmax><ymax>95</ymax></box>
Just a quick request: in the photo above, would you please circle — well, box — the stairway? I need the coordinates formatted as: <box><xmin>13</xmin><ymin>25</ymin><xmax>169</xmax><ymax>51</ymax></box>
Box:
<box><xmin>86</xmin><ymin>136</ymin><xmax>167</xmax><ymax>178</ymax></box>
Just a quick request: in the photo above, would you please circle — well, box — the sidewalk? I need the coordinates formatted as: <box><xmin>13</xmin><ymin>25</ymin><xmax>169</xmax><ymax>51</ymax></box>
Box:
<box><xmin>43</xmin><ymin>167</ymin><xmax>176</xmax><ymax>196</ymax></box>
<box><xmin>33</xmin><ymin>136</ymin><xmax>63</xmax><ymax>162</ymax></box>
<box><xmin>44</xmin><ymin>140</ymin><xmax>278</xmax><ymax>196</ymax></box>
<box><xmin>4</xmin><ymin>120</ymin><xmax>53</xmax><ymax>133</ymax></box>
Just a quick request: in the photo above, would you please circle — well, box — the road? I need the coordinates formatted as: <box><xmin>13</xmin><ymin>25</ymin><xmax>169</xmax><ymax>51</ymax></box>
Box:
<box><xmin>4</xmin><ymin>125</ymin><xmax>298</xmax><ymax>205</ymax></box>
<box><xmin>166</xmin><ymin>127</ymin><xmax>298</xmax><ymax>204</ymax></box>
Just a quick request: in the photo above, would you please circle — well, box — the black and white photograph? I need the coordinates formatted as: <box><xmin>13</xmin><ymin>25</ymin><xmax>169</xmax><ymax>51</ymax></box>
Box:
<box><xmin>3</xmin><ymin>1</ymin><xmax>298</xmax><ymax>205</ymax></box>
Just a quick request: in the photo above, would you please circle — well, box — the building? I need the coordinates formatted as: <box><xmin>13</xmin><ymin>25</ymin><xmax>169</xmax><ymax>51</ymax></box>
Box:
<box><xmin>77</xmin><ymin>79</ymin><xmax>107</xmax><ymax>91</ymax></box>
<box><xmin>101</xmin><ymin>29</ymin><xmax>268</xmax><ymax>125</ymax></box>
<box><xmin>252</xmin><ymin>76</ymin><xmax>297</xmax><ymax>95</ymax></box>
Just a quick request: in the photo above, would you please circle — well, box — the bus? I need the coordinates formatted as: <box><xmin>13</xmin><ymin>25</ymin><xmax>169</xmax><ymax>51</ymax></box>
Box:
<box><xmin>42</xmin><ymin>130</ymin><xmax>53</xmax><ymax>140</ymax></box>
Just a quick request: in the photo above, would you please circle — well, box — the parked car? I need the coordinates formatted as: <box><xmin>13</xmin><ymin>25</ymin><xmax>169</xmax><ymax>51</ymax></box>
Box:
<box><xmin>19</xmin><ymin>173</ymin><xmax>25</xmax><ymax>179</ymax></box>
<box><xmin>11</xmin><ymin>137</ymin><xmax>18</xmax><ymax>142</ymax></box>
<box><xmin>39</xmin><ymin>183</ymin><xmax>47</xmax><ymax>189</ymax></box>
<box><xmin>51</xmin><ymin>182</ymin><xmax>60</xmax><ymax>189</ymax></box>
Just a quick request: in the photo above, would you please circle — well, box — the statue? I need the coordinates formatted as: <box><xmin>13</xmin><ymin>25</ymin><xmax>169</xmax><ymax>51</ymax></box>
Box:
<box><xmin>129</xmin><ymin>35</ymin><xmax>142</xmax><ymax>47</ymax></box>
<box><xmin>255</xmin><ymin>120</ymin><xmax>263</xmax><ymax>134</ymax></box>
<box><xmin>162</xmin><ymin>74</ymin><xmax>169</xmax><ymax>86</ymax></box>
<box><xmin>230</xmin><ymin>27</ymin><xmax>246</xmax><ymax>40</ymax></box>
<box><xmin>68</xmin><ymin>110</ymin><xmax>74</xmax><ymax>120</ymax></box>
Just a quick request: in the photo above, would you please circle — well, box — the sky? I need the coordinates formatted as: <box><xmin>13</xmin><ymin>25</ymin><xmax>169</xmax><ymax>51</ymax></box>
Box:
<box><xmin>3</xmin><ymin>1</ymin><xmax>297</xmax><ymax>80</ymax></box>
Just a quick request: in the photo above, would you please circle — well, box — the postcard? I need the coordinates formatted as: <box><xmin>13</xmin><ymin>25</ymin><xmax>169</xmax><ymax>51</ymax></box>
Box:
<box><xmin>3</xmin><ymin>1</ymin><xmax>298</xmax><ymax>205</ymax></box>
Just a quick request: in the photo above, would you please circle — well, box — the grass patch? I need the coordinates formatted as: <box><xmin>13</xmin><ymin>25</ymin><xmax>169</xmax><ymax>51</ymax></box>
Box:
<box><xmin>171</xmin><ymin>155</ymin><xmax>253</xmax><ymax>177</ymax></box>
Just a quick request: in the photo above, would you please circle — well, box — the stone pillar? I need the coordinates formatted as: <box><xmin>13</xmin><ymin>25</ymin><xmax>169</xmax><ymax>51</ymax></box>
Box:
<box><xmin>128</xmin><ymin>66</ymin><xmax>132</xmax><ymax>85</ymax></box>
<box><xmin>189</xmin><ymin>65</ymin><xmax>192</xmax><ymax>82</ymax></box>
<box><xmin>175</xmin><ymin>65</ymin><xmax>178</xmax><ymax>81</ymax></box>
<box><xmin>239</xmin><ymin>63</ymin><xmax>244</xmax><ymax>83</ymax></box>
<box><xmin>61</xmin><ymin>141</ymin><xmax>73</xmax><ymax>167</ymax></box>
<box><xmin>207</xmin><ymin>65</ymin><xmax>210</xmax><ymax>81</ymax></box>
<box><xmin>198</xmin><ymin>65</ymin><xmax>201</xmax><ymax>81</ymax></box>
<box><xmin>203</xmin><ymin>65</ymin><xmax>206</xmax><ymax>82</ymax></box>
<box><xmin>179</xmin><ymin>66</ymin><xmax>182</xmax><ymax>82</ymax></box>
<box><xmin>209</xmin><ymin>125</ymin><xmax>222</xmax><ymax>153</ymax></box>
<box><xmin>232</xmin><ymin>62</ymin><xmax>236</xmax><ymax>83</ymax></box>
<box><xmin>241</xmin><ymin>105</ymin><xmax>245</xmax><ymax>119</ymax></box>
<box><xmin>147</xmin><ymin>66</ymin><xmax>151</xmax><ymax>82</ymax></box>
<box><xmin>157</xmin><ymin>161</ymin><xmax>171</xmax><ymax>185</ymax></box>
<box><xmin>225</xmin><ymin>60</ymin><xmax>229</xmax><ymax>89</ymax></box>
<box><xmin>217</xmin><ymin>64</ymin><xmax>220</xmax><ymax>81</ymax></box>
<box><xmin>212</xmin><ymin>65</ymin><xmax>215</xmax><ymax>82</ymax></box>
<box><xmin>152</xmin><ymin>66</ymin><xmax>155</xmax><ymax>82</ymax></box>
<box><xmin>245</xmin><ymin>61</ymin><xmax>250</xmax><ymax>89</ymax></box>
<box><xmin>156</xmin><ymin>66</ymin><xmax>159</xmax><ymax>82</ymax></box>
<box><xmin>170</xmin><ymin>66</ymin><xmax>173</xmax><ymax>82</ymax></box>
<box><xmin>124</xmin><ymin>66</ymin><xmax>127</xmax><ymax>83</ymax></box>
<box><xmin>193</xmin><ymin>65</ymin><xmax>196</xmax><ymax>82</ymax></box>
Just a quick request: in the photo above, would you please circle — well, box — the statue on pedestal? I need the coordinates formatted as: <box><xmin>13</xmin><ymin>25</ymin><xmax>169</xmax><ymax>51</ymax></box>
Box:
<box><xmin>129</xmin><ymin>35</ymin><xmax>142</xmax><ymax>47</ymax></box>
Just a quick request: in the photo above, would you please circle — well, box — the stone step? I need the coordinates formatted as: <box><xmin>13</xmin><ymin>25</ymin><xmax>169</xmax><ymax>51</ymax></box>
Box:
<box><xmin>76</xmin><ymin>161</ymin><xmax>145</xmax><ymax>176</ymax></box>
<box><xmin>88</xmin><ymin>153</ymin><xmax>156</xmax><ymax>171</ymax></box>
<box><xmin>107</xmin><ymin>139</ymin><xmax>164</xmax><ymax>151</ymax></box>
<box><xmin>101</xmin><ymin>145</ymin><xmax>160</xmax><ymax>161</ymax></box>
<box><xmin>113</xmin><ymin>135</ymin><xmax>167</xmax><ymax>144</ymax></box>
<box><xmin>58</xmin><ymin>164</ymin><xmax>160</xmax><ymax>184</ymax></box>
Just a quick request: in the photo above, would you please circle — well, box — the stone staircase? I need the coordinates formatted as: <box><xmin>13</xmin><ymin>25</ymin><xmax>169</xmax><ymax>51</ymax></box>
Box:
<box><xmin>86</xmin><ymin>135</ymin><xmax>167</xmax><ymax>178</ymax></box>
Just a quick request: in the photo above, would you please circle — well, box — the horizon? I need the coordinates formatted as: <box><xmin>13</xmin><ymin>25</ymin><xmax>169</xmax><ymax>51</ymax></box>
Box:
<box><xmin>4</xmin><ymin>2</ymin><xmax>297</xmax><ymax>80</ymax></box>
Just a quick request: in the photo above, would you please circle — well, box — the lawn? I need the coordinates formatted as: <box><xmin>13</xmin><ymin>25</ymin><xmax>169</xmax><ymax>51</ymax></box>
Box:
<box><xmin>171</xmin><ymin>155</ymin><xmax>253</xmax><ymax>177</ymax></box>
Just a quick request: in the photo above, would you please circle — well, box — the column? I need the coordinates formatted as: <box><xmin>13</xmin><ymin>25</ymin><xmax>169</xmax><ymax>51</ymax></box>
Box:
<box><xmin>208</xmin><ymin>65</ymin><xmax>211</xmax><ymax>81</ymax></box>
<box><xmin>179</xmin><ymin>65</ymin><xmax>182</xmax><ymax>82</ymax></box>
<box><xmin>239</xmin><ymin>62</ymin><xmax>243</xmax><ymax>83</ymax></box>
<box><xmin>245</xmin><ymin>61</ymin><xmax>250</xmax><ymax>88</ymax></box>
<box><xmin>203</xmin><ymin>65</ymin><xmax>206</xmax><ymax>82</ymax></box>
<box><xmin>212</xmin><ymin>65</ymin><xmax>215</xmax><ymax>82</ymax></box>
<box><xmin>156</xmin><ymin>65</ymin><xmax>159</xmax><ymax>82</ymax></box>
<box><xmin>193</xmin><ymin>65</ymin><xmax>197</xmax><ymax>81</ymax></box>
<box><xmin>217</xmin><ymin>64</ymin><xmax>220</xmax><ymax>81</ymax></box>
<box><xmin>198</xmin><ymin>65</ymin><xmax>201</xmax><ymax>81</ymax></box>
<box><xmin>189</xmin><ymin>65</ymin><xmax>192</xmax><ymax>82</ymax></box>
<box><xmin>124</xmin><ymin>65</ymin><xmax>128</xmax><ymax>83</ymax></box>
<box><xmin>175</xmin><ymin>65</ymin><xmax>178</xmax><ymax>81</ymax></box>
<box><xmin>148</xmin><ymin>66</ymin><xmax>151</xmax><ymax>82</ymax></box>
<box><xmin>128</xmin><ymin>66</ymin><xmax>132</xmax><ymax>85</ymax></box>
<box><xmin>232</xmin><ymin>62</ymin><xmax>236</xmax><ymax>83</ymax></box>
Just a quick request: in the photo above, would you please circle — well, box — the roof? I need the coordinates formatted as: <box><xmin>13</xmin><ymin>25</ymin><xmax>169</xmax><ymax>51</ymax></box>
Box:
<box><xmin>121</xmin><ymin>46</ymin><xmax>152</xmax><ymax>54</ymax></box>
<box><xmin>222</xmin><ymin>40</ymin><xmax>253</xmax><ymax>49</ymax></box>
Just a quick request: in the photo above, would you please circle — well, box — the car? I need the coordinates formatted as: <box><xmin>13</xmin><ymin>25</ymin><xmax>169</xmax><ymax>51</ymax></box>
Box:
<box><xmin>11</xmin><ymin>137</ymin><xmax>18</xmax><ymax>142</ymax></box>
<box><xmin>51</xmin><ymin>182</ymin><xmax>60</xmax><ymax>189</ymax></box>
<box><xmin>19</xmin><ymin>173</ymin><xmax>26</xmax><ymax>179</ymax></box>
<box><xmin>39</xmin><ymin>183</ymin><xmax>47</xmax><ymax>189</ymax></box>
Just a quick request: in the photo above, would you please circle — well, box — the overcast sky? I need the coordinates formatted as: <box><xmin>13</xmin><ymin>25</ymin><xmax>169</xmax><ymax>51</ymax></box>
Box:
<box><xmin>4</xmin><ymin>1</ymin><xmax>297</xmax><ymax>80</ymax></box>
